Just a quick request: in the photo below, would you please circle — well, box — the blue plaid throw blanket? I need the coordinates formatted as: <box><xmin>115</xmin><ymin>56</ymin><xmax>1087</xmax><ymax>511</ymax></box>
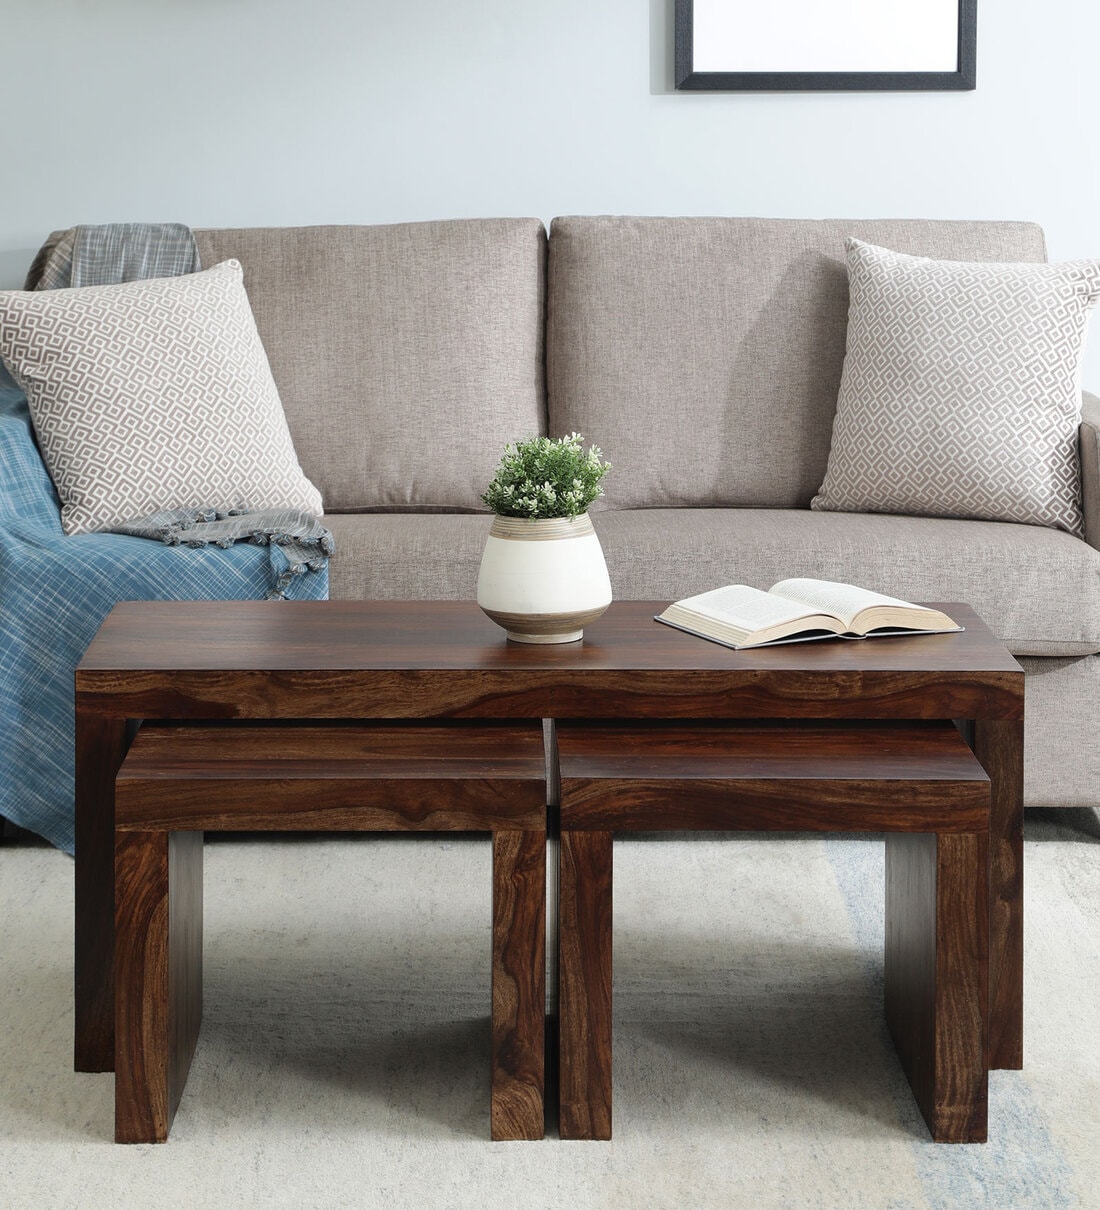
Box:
<box><xmin>1</xmin><ymin>225</ymin><xmax>330</xmax><ymax>852</ymax></box>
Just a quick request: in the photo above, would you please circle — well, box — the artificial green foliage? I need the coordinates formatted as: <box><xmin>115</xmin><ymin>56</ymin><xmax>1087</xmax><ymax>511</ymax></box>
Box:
<box><xmin>482</xmin><ymin>433</ymin><xmax>610</xmax><ymax>519</ymax></box>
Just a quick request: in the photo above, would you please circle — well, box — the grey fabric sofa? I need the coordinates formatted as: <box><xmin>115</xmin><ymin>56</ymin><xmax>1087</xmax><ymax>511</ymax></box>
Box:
<box><xmin>193</xmin><ymin>217</ymin><xmax>1100</xmax><ymax>811</ymax></box>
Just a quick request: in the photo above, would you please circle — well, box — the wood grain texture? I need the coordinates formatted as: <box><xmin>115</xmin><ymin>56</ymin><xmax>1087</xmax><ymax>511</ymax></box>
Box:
<box><xmin>114</xmin><ymin>830</ymin><xmax>203</xmax><ymax>1143</ymax></box>
<box><xmin>167</xmin><ymin>831</ymin><xmax>203</xmax><ymax>1136</ymax></box>
<box><xmin>559</xmin><ymin>829</ymin><xmax>613</xmax><ymax>1141</ymax></box>
<box><xmin>935</xmin><ymin>832</ymin><xmax>990</xmax><ymax>1143</ymax></box>
<box><xmin>75</xmin><ymin>667</ymin><xmax>1024</xmax><ymax>724</ymax></box>
<box><xmin>558</xmin><ymin>721</ymin><xmax>989</xmax><ymax>832</ymax></box>
<box><xmin>559</xmin><ymin>719</ymin><xmax>992</xmax><ymax>1143</ymax></box>
<box><xmin>885</xmin><ymin>832</ymin><xmax>989</xmax><ymax>1143</ymax></box>
<box><xmin>491</xmin><ymin>829</ymin><xmax>546</xmax><ymax>1141</ymax></box>
<box><xmin>110</xmin><ymin>721</ymin><xmax>545</xmax><ymax>1142</ymax></box>
<box><xmin>117</xmin><ymin>779</ymin><xmax>544</xmax><ymax>832</ymax></box>
<box><xmin>75</xmin><ymin>598</ymin><xmax>1024</xmax><ymax>1102</ymax></box>
<box><xmin>885</xmin><ymin>834</ymin><xmax>936</xmax><ymax>1124</ymax></box>
<box><xmin>76</xmin><ymin>601</ymin><xmax>1023</xmax><ymax>723</ymax></box>
<box><xmin>78</xmin><ymin>600</ymin><xmax>1020</xmax><ymax>676</ymax></box>
<box><xmin>561</xmin><ymin>778</ymin><xmax>989</xmax><ymax>832</ymax></box>
<box><xmin>973</xmin><ymin>718</ymin><xmax>1024</xmax><ymax>1071</ymax></box>
<box><xmin>115</xmin><ymin>724</ymin><xmax>546</xmax><ymax>832</ymax></box>
<box><xmin>557</xmin><ymin>718</ymin><xmax>992</xmax><ymax>766</ymax></box>
<box><xmin>75</xmin><ymin>709</ymin><xmax>127</xmax><ymax>1073</ymax></box>
<box><xmin>116</xmin><ymin>720</ymin><xmax>545</xmax><ymax>762</ymax></box>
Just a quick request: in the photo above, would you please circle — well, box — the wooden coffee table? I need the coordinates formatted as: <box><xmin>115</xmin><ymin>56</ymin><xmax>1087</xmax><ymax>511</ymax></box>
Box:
<box><xmin>74</xmin><ymin>600</ymin><xmax>1024</xmax><ymax>1100</ymax></box>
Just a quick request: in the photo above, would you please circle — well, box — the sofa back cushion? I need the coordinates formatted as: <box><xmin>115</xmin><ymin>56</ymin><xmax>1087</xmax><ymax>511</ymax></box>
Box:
<box><xmin>546</xmin><ymin>217</ymin><xmax>1047</xmax><ymax>510</ymax></box>
<box><xmin>195</xmin><ymin>220</ymin><xmax>546</xmax><ymax>512</ymax></box>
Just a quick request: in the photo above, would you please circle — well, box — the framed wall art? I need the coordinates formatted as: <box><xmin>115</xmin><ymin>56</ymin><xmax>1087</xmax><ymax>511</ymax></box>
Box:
<box><xmin>675</xmin><ymin>0</ymin><xmax>976</xmax><ymax>92</ymax></box>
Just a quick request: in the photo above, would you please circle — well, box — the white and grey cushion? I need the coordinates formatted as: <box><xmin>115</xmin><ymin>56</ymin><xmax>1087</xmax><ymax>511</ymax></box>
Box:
<box><xmin>812</xmin><ymin>238</ymin><xmax>1100</xmax><ymax>536</ymax></box>
<box><xmin>0</xmin><ymin>259</ymin><xmax>322</xmax><ymax>535</ymax></box>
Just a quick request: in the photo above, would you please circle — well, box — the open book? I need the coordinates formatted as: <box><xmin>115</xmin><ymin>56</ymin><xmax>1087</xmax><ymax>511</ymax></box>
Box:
<box><xmin>655</xmin><ymin>578</ymin><xmax>961</xmax><ymax>650</ymax></box>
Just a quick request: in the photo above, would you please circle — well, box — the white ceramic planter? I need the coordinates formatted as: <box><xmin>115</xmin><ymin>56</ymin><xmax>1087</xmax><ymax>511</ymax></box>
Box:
<box><xmin>476</xmin><ymin>513</ymin><xmax>613</xmax><ymax>643</ymax></box>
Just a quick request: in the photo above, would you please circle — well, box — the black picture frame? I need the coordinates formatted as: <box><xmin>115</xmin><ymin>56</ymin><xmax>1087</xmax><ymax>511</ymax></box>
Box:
<box><xmin>675</xmin><ymin>0</ymin><xmax>976</xmax><ymax>92</ymax></box>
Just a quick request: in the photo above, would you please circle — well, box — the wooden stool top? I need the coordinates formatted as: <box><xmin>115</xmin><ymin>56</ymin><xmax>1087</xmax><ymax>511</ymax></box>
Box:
<box><xmin>556</xmin><ymin>720</ymin><xmax>989</xmax><ymax>833</ymax></box>
<box><xmin>116</xmin><ymin>721</ymin><xmax>546</xmax><ymax>832</ymax></box>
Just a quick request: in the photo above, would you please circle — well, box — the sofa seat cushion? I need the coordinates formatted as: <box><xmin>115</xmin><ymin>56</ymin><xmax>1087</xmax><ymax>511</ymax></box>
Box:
<box><xmin>194</xmin><ymin>220</ymin><xmax>546</xmax><ymax>513</ymax></box>
<box><xmin>324</xmin><ymin>508</ymin><xmax>1099</xmax><ymax>658</ymax></box>
<box><xmin>591</xmin><ymin>510</ymin><xmax>1099</xmax><ymax>658</ymax></box>
<box><xmin>1018</xmin><ymin>655</ymin><xmax>1100</xmax><ymax>807</ymax></box>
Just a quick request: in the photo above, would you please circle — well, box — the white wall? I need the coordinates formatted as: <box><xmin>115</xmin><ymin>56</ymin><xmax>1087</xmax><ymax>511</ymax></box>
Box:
<box><xmin>3</xmin><ymin>0</ymin><xmax>1099</xmax><ymax>387</ymax></box>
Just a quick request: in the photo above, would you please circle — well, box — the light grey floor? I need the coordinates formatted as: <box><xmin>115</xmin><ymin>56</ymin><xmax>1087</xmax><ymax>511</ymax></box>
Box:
<box><xmin>1</xmin><ymin>812</ymin><xmax>1098</xmax><ymax>1209</ymax></box>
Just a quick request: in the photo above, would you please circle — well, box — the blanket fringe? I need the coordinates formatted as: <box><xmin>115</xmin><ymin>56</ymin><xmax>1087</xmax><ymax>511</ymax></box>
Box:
<box><xmin>110</xmin><ymin>505</ymin><xmax>335</xmax><ymax>600</ymax></box>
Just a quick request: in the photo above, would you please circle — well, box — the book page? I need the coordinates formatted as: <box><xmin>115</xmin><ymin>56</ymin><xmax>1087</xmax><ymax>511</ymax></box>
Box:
<box><xmin>768</xmin><ymin>578</ymin><xmax>919</xmax><ymax>629</ymax></box>
<box><xmin>673</xmin><ymin>584</ymin><xmax>823</xmax><ymax>630</ymax></box>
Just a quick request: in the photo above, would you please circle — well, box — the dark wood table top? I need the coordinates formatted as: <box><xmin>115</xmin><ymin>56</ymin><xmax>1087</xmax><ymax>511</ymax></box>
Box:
<box><xmin>75</xmin><ymin>599</ymin><xmax>1023</xmax><ymax>721</ymax></box>
<box><xmin>79</xmin><ymin>598</ymin><xmax>1018</xmax><ymax>671</ymax></box>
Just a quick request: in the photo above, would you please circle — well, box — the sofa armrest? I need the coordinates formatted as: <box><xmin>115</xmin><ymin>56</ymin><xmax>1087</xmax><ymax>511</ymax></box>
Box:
<box><xmin>1083</xmin><ymin>391</ymin><xmax>1100</xmax><ymax>551</ymax></box>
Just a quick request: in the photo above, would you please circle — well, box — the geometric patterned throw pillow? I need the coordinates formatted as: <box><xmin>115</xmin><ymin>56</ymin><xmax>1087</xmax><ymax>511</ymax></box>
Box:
<box><xmin>812</xmin><ymin>239</ymin><xmax>1100</xmax><ymax>537</ymax></box>
<box><xmin>0</xmin><ymin>260</ymin><xmax>322</xmax><ymax>534</ymax></box>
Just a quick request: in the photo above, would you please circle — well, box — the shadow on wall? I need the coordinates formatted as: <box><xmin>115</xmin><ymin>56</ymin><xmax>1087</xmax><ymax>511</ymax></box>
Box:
<box><xmin>0</xmin><ymin>248</ymin><xmax>35</xmax><ymax>290</ymax></box>
<box><xmin>650</xmin><ymin>0</ymin><xmax>676</xmax><ymax>94</ymax></box>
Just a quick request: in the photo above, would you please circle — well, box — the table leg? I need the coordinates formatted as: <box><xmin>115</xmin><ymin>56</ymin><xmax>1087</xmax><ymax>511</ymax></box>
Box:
<box><xmin>491</xmin><ymin>828</ymin><xmax>546</xmax><ymax>1140</ymax></box>
<box><xmin>559</xmin><ymin>829</ymin><xmax>612</xmax><ymax>1141</ymax></box>
<box><xmin>885</xmin><ymin>831</ymin><xmax>988</xmax><ymax>1143</ymax></box>
<box><xmin>973</xmin><ymin>717</ymin><xmax>1024</xmax><ymax>1070</ymax></box>
<box><xmin>114</xmin><ymin>830</ymin><xmax>203</xmax><ymax>1143</ymax></box>
<box><xmin>75</xmin><ymin>709</ymin><xmax>127</xmax><ymax>1072</ymax></box>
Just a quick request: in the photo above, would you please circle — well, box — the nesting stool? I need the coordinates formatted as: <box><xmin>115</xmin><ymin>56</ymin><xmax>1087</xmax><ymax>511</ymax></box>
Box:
<box><xmin>113</xmin><ymin>721</ymin><xmax>546</xmax><ymax>1143</ymax></box>
<box><xmin>556</xmin><ymin>719</ymin><xmax>992</xmax><ymax>1144</ymax></box>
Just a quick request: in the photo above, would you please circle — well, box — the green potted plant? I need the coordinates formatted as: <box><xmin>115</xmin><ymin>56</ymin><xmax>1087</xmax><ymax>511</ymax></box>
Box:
<box><xmin>476</xmin><ymin>433</ymin><xmax>612</xmax><ymax>643</ymax></box>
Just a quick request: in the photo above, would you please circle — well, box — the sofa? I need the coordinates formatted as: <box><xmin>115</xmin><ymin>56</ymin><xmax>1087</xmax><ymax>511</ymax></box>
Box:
<box><xmin>3</xmin><ymin>216</ymin><xmax>1099</xmax><ymax>847</ymax></box>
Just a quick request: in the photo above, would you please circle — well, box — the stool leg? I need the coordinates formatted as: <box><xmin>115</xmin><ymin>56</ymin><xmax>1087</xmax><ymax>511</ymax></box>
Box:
<box><xmin>75</xmin><ymin>711</ymin><xmax>127</xmax><ymax>1074</ymax></box>
<box><xmin>885</xmin><ymin>831</ymin><xmax>988</xmax><ymax>1143</ymax></box>
<box><xmin>559</xmin><ymin>829</ymin><xmax>612</xmax><ymax>1140</ymax></box>
<box><xmin>973</xmin><ymin>718</ymin><xmax>1024</xmax><ymax>1071</ymax></box>
<box><xmin>491</xmin><ymin>828</ymin><xmax>546</xmax><ymax>1140</ymax></box>
<box><xmin>115</xmin><ymin>830</ymin><xmax>203</xmax><ymax>1143</ymax></box>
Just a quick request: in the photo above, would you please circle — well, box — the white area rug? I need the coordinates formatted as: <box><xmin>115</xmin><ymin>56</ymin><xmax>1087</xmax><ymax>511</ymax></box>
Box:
<box><xmin>1</xmin><ymin>813</ymin><xmax>1098</xmax><ymax>1209</ymax></box>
